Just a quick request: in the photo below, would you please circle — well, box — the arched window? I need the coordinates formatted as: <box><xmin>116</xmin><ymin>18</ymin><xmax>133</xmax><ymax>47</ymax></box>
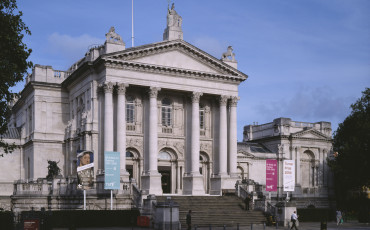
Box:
<box><xmin>126</xmin><ymin>96</ymin><xmax>135</xmax><ymax>123</ymax></box>
<box><xmin>161</xmin><ymin>98</ymin><xmax>172</xmax><ymax>126</ymax></box>
<box><xmin>158</xmin><ymin>151</ymin><xmax>171</xmax><ymax>160</ymax></box>
<box><xmin>126</xmin><ymin>151</ymin><xmax>134</xmax><ymax>158</ymax></box>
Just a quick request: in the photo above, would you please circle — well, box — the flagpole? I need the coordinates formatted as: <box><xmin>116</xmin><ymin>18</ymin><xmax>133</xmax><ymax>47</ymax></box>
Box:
<box><xmin>131</xmin><ymin>0</ymin><xmax>134</xmax><ymax>47</ymax></box>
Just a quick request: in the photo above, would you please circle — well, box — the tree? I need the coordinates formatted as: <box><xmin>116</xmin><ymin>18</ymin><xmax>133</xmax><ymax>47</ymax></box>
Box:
<box><xmin>0</xmin><ymin>0</ymin><xmax>32</xmax><ymax>154</ymax></box>
<box><xmin>329</xmin><ymin>88</ymin><xmax>370</xmax><ymax>218</ymax></box>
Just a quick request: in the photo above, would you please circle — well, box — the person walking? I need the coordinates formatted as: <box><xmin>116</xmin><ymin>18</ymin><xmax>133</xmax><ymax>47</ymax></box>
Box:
<box><xmin>186</xmin><ymin>210</ymin><xmax>192</xmax><ymax>230</ymax></box>
<box><xmin>336</xmin><ymin>210</ymin><xmax>342</xmax><ymax>226</ymax></box>
<box><xmin>290</xmin><ymin>211</ymin><xmax>299</xmax><ymax>230</ymax></box>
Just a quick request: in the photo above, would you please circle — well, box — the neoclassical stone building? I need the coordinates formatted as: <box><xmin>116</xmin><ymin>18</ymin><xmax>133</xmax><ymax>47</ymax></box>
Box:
<box><xmin>0</xmin><ymin>6</ymin><xmax>333</xmax><ymax>211</ymax></box>
<box><xmin>0</xmin><ymin>5</ymin><xmax>245</xmax><ymax>203</ymax></box>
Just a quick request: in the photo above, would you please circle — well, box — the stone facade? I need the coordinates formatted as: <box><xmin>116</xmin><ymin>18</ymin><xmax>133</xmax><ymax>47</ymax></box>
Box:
<box><xmin>238</xmin><ymin>118</ymin><xmax>334</xmax><ymax>208</ymax></box>
<box><xmin>0</xmin><ymin>5</ymin><xmax>334</xmax><ymax>212</ymax></box>
<box><xmin>0</xmin><ymin>5</ymin><xmax>247</xmax><ymax>211</ymax></box>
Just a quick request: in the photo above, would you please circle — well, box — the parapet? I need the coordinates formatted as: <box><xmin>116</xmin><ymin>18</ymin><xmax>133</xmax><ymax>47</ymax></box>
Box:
<box><xmin>27</xmin><ymin>65</ymin><xmax>68</xmax><ymax>84</ymax></box>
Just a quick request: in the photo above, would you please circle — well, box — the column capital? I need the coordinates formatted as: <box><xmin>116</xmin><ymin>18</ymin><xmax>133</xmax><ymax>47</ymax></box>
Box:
<box><xmin>229</xmin><ymin>96</ymin><xmax>240</xmax><ymax>107</ymax></box>
<box><xmin>116</xmin><ymin>83</ymin><xmax>129</xmax><ymax>94</ymax></box>
<box><xmin>103</xmin><ymin>81</ymin><xmax>114</xmax><ymax>94</ymax></box>
<box><xmin>219</xmin><ymin>95</ymin><xmax>228</xmax><ymax>106</ymax></box>
<box><xmin>148</xmin><ymin>87</ymin><xmax>161</xmax><ymax>98</ymax></box>
<box><xmin>191</xmin><ymin>92</ymin><xmax>203</xmax><ymax>103</ymax></box>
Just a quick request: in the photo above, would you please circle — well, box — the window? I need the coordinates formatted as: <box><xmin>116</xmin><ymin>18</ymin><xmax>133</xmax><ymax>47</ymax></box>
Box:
<box><xmin>161</xmin><ymin>98</ymin><xmax>172</xmax><ymax>126</ymax></box>
<box><xmin>126</xmin><ymin>151</ymin><xmax>134</xmax><ymax>158</ymax></box>
<box><xmin>199</xmin><ymin>105</ymin><xmax>205</xmax><ymax>130</ymax></box>
<box><xmin>28</xmin><ymin>105</ymin><xmax>32</xmax><ymax>133</ymax></box>
<box><xmin>158</xmin><ymin>151</ymin><xmax>171</xmax><ymax>160</ymax></box>
<box><xmin>126</xmin><ymin>96</ymin><xmax>135</xmax><ymax>123</ymax></box>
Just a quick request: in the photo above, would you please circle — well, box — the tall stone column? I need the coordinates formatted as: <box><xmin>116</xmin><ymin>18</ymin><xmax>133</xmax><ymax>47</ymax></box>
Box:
<box><xmin>103</xmin><ymin>82</ymin><xmax>114</xmax><ymax>152</ymax></box>
<box><xmin>148</xmin><ymin>87</ymin><xmax>160</xmax><ymax>173</ymax></box>
<box><xmin>141</xmin><ymin>87</ymin><xmax>162</xmax><ymax>195</ymax></box>
<box><xmin>117</xmin><ymin>83</ymin><xmax>129</xmax><ymax>182</ymax></box>
<box><xmin>228</xmin><ymin>96</ymin><xmax>239</xmax><ymax>177</ymax></box>
<box><xmin>210</xmin><ymin>95</ymin><xmax>231</xmax><ymax>195</ymax></box>
<box><xmin>219</xmin><ymin>95</ymin><xmax>228</xmax><ymax>176</ymax></box>
<box><xmin>191</xmin><ymin>92</ymin><xmax>202</xmax><ymax>174</ymax></box>
<box><xmin>183</xmin><ymin>92</ymin><xmax>205</xmax><ymax>195</ymax></box>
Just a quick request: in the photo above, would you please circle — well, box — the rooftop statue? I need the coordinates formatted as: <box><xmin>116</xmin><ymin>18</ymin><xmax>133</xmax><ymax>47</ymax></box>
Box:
<box><xmin>105</xmin><ymin>26</ymin><xmax>123</xmax><ymax>44</ymax></box>
<box><xmin>167</xmin><ymin>3</ymin><xmax>182</xmax><ymax>27</ymax></box>
<box><xmin>222</xmin><ymin>46</ymin><xmax>236</xmax><ymax>62</ymax></box>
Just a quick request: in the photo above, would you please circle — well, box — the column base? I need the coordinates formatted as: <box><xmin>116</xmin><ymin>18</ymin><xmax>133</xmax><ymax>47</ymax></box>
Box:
<box><xmin>117</xmin><ymin>171</ymin><xmax>131</xmax><ymax>195</ymax></box>
<box><xmin>210</xmin><ymin>175</ymin><xmax>238</xmax><ymax>195</ymax></box>
<box><xmin>141</xmin><ymin>172</ymin><xmax>163</xmax><ymax>195</ymax></box>
<box><xmin>120</xmin><ymin>170</ymin><xmax>130</xmax><ymax>182</ymax></box>
<box><xmin>183</xmin><ymin>174</ymin><xmax>205</xmax><ymax>195</ymax></box>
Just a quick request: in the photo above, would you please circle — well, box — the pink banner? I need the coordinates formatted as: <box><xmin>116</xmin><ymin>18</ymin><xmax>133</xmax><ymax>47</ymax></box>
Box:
<box><xmin>266</xmin><ymin>159</ymin><xmax>277</xmax><ymax>191</ymax></box>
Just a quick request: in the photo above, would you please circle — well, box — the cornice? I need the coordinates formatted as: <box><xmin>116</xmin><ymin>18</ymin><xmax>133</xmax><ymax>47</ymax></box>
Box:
<box><xmin>107</xmin><ymin>40</ymin><xmax>247</xmax><ymax>77</ymax></box>
<box><xmin>102</xmin><ymin>58</ymin><xmax>244</xmax><ymax>84</ymax></box>
<box><xmin>291</xmin><ymin>129</ymin><xmax>332</xmax><ymax>141</ymax></box>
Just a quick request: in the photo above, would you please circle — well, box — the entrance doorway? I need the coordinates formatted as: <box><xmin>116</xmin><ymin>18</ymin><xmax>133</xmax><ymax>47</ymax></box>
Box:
<box><xmin>159</xmin><ymin>167</ymin><xmax>171</xmax><ymax>193</ymax></box>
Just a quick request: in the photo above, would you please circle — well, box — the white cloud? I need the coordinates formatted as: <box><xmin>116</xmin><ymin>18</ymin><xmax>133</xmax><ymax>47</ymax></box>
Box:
<box><xmin>253</xmin><ymin>86</ymin><xmax>353</xmax><ymax>123</ymax></box>
<box><xmin>47</xmin><ymin>33</ymin><xmax>104</xmax><ymax>68</ymax></box>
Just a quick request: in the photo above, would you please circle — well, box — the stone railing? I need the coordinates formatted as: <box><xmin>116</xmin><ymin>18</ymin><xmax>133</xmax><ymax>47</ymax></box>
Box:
<box><xmin>132</xmin><ymin>181</ymin><xmax>142</xmax><ymax>209</ymax></box>
<box><xmin>13</xmin><ymin>179</ymin><xmax>51</xmax><ymax>196</ymax></box>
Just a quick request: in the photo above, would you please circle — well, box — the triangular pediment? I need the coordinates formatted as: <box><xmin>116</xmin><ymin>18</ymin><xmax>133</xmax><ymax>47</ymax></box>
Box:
<box><xmin>103</xmin><ymin>40</ymin><xmax>247</xmax><ymax>80</ymax></box>
<box><xmin>291</xmin><ymin>129</ymin><xmax>330</xmax><ymax>140</ymax></box>
<box><xmin>129</xmin><ymin>50</ymin><xmax>220</xmax><ymax>74</ymax></box>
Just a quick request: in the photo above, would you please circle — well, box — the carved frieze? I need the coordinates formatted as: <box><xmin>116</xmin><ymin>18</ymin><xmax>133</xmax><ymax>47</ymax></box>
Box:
<box><xmin>158</xmin><ymin>139</ymin><xmax>184</xmax><ymax>158</ymax></box>
<box><xmin>200</xmin><ymin>142</ymin><xmax>212</xmax><ymax>153</ymax></box>
<box><xmin>127</xmin><ymin>137</ymin><xmax>143</xmax><ymax>153</ymax></box>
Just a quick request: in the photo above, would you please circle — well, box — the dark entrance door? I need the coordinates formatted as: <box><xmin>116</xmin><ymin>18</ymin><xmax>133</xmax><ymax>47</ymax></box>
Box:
<box><xmin>159</xmin><ymin>167</ymin><xmax>171</xmax><ymax>193</ymax></box>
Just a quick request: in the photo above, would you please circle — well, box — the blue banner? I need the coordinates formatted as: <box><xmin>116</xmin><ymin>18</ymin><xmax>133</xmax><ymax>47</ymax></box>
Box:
<box><xmin>104</xmin><ymin>151</ymin><xmax>120</xmax><ymax>190</ymax></box>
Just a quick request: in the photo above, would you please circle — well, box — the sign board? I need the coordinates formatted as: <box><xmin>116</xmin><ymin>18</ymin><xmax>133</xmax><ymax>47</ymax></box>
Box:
<box><xmin>77</xmin><ymin>150</ymin><xmax>94</xmax><ymax>189</ymax></box>
<box><xmin>283</xmin><ymin>160</ymin><xmax>295</xmax><ymax>191</ymax></box>
<box><xmin>104</xmin><ymin>151</ymin><xmax>120</xmax><ymax>189</ymax></box>
<box><xmin>266</xmin><ymin>159</ymin><xmax>277</xmax><ymax>191</ymax></box>
<box><xmin>24</xmin><ymin>219</ymin><xmax>39</xmax><ymax>230</ymax></box>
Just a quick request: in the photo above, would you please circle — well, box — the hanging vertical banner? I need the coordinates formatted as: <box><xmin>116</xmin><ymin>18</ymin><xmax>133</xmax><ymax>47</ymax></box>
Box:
<box><xmin>77</xmin><ymin>150</ymin><xmax>94</xmax><ymax>190</ymax></box>
<box><xmin>266</xmin><ymin>159</ymin><xmax>278</xmax><ymax>191</ymax></box>
<box><xmin>283</xmin><ymin>160</ymin><xmax>295</xmax><ymax>191</ymax></box>
<box><xmin>104</xmin><ymin>151</ymin><xmax>120</xmax><ymax>190</ymax></box>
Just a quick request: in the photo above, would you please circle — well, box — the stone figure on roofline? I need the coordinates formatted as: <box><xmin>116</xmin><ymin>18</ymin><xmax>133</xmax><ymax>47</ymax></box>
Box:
<box><xmin>105</xmin><ymin>26</ymin><xmax>123</xmax><ymax>43</ymax></box>
<box><xmin>167</xmin><ymin>3</ymin><xmax>182</xmax><ymax>27</ymax></box>
<box><xmin>222</xmin><ymin>46</ymin><xmax>236</xmax><ymax>61</ymax></box>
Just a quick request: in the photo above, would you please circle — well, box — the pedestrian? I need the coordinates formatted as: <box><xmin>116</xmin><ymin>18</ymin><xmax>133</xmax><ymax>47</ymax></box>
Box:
<box><xmin>245</xmin><ymin>195</ymin><xmax>251</xmax><ymax>210</ymax></box>
<box><xmin>336</xmin><ymin>210</ymin><xmax>342</xmax><ymax>226</ymax></box>
<box><xmin>186</xmin><ymin>210</ymin><xmax>192</xmax><ymax>230</ymax></box>
<box><xmin>290</xmin><ymin>211</ymin><xmax>298</xmax><ymax>230</ymax></box>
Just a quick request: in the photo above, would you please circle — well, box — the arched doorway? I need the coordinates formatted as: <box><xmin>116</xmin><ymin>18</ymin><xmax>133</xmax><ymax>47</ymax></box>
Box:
<box><xmin>158</xmin><ymin>151</ymin><xmax>172</xmax><ymax>193</ymax></box>
<box><xmin>199</xmin><ymin>152</ymin><xmax>210</xmax><ymax>193</ymax></box>
<box><xmin>125</xmin><ymin>148</ymin><xmax>141</xmax><ymax>185</ymax></box>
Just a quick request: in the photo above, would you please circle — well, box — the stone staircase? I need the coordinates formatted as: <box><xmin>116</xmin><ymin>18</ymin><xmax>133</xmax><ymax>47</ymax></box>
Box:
<box><xmin>156</xmin><ymin>195</ymin><xmax>266</xmax><ymax>228</ymax></box>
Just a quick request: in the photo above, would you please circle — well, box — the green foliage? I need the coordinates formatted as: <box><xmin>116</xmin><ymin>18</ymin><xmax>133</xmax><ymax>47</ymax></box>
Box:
<box><xmin>46</xmin><ymin>160</ymin><xmax>61</xmax><ymax>180</ymax></box>
<box><xmin>329</xmin><ymin>88</ymin><xmax>370</xmax><ymax>209</ymax></box>
<box><xmin>0</xmin><ymin>0</ymin><xmax>32</xmax><ymax>155</ymax></box>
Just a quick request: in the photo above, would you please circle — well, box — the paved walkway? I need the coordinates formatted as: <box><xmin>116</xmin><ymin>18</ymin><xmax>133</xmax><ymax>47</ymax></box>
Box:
<box><xmin>54</xmin><ymin>221</ymin><xmax>370</xmax><ymax>230</ymax></box>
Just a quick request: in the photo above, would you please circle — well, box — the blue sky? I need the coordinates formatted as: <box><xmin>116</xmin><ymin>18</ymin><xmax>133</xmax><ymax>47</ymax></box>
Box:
<box><xmin>15</xmin><ymin>0</ymin><xmax>370</xmax><ymax>141</ymax></box>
